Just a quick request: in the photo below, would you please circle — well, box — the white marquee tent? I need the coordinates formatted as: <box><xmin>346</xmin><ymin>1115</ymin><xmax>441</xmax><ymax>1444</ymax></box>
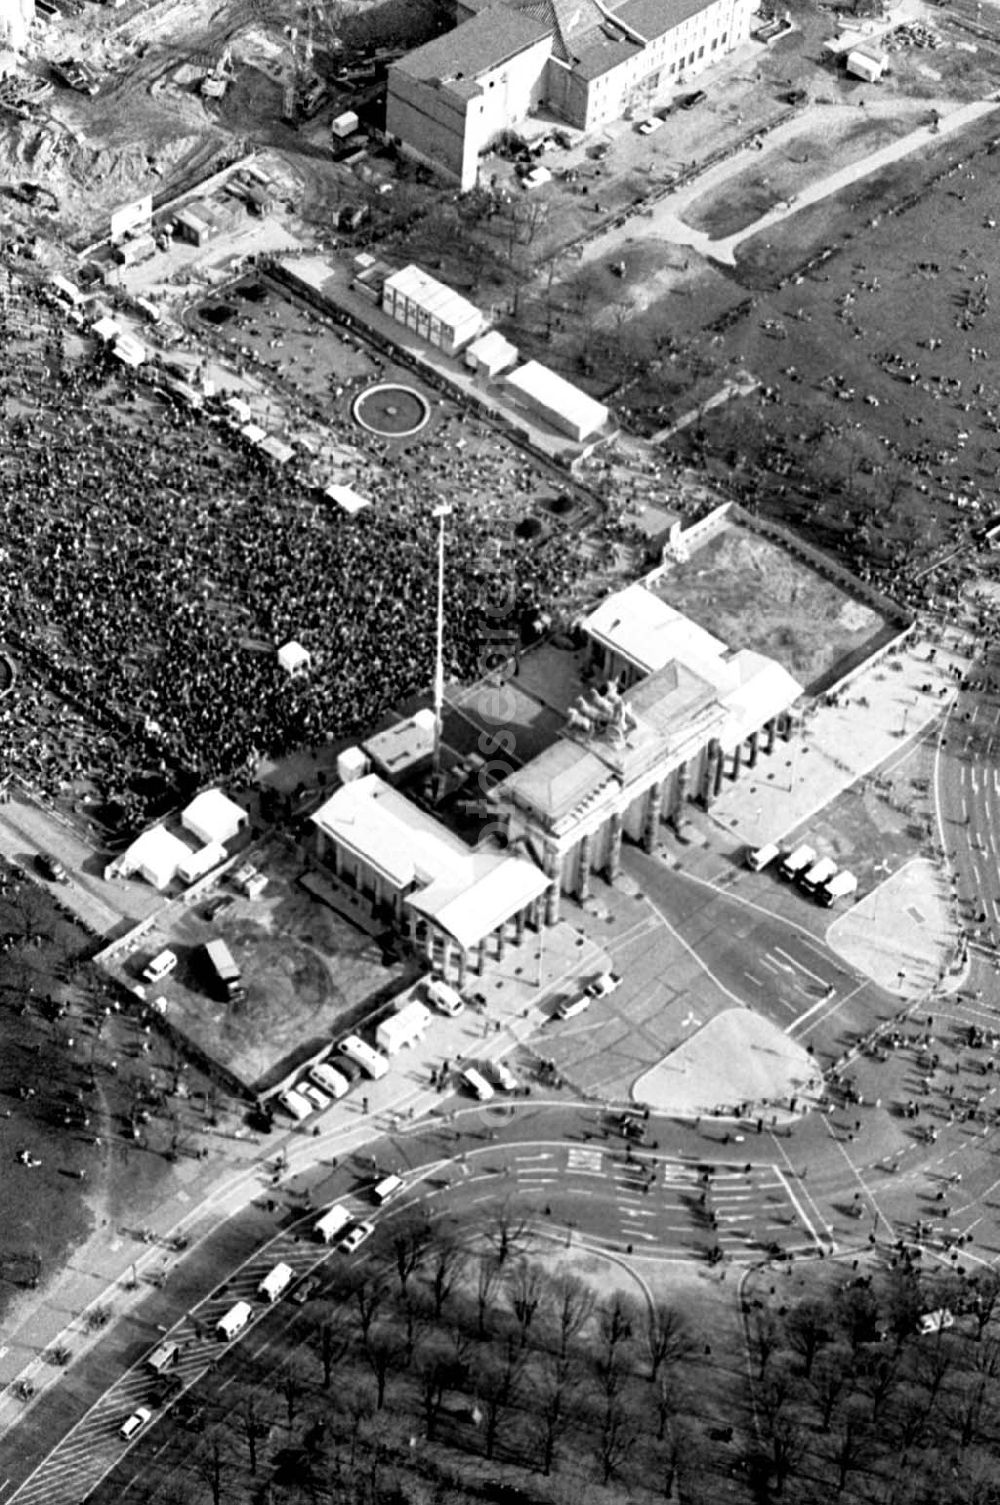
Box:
<box><xmin>181</xmin><ymin>789</ymin><xmax>247</xmax><ymax>848</ymax></box>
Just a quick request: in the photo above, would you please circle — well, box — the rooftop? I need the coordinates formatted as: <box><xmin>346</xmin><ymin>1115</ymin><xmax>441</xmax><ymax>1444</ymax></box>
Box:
<box><xmin>611</xmin><ymin>0</ymin><xmax>717</xmax><ymax>40</ymax></box>
<box><xmin>392</xmin><ymin>5</ymin><xmax>553</xmax><ymax>87</ymax></box>
<box><xmin>582</xmin><ymin>583</ymin><xmax>727</xmax><ymax>676</ymax></box>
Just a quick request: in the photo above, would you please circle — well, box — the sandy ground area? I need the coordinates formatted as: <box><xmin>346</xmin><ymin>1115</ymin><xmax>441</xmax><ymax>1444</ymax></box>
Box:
<box><xmin>633</xmin><ymin>1006</ymin><xmax>818</xmax><ymax>1116</ymax></box>
<box><xmin>826</xmin><ymin>855</ymin><xmax>955</xmax><ymax>997</ymax></box>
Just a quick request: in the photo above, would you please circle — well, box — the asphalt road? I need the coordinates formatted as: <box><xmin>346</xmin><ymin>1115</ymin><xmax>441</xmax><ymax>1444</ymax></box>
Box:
<box><xmin>624</xmin><ymin>848</ymin><xmax>899</xmax><ymax>1067</ymax></box>
<box><xmin>0</xmin><ymin>794</ymin><xmax>159</xmax><ymax>938</ymax></box>
<box><xmin>936</xmin><ymin>658</ymin><xmax>1000</xmax><ymax>953</ymax></box>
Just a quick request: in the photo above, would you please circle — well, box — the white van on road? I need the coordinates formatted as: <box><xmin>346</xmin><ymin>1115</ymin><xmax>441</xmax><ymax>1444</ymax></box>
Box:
<box><xmin>338</xmin><ymin>1034</ymin><xmax>389</xmax><ymax>1080</ymax></box>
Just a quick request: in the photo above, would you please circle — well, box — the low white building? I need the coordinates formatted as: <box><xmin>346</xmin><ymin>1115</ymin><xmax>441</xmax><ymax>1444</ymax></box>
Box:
<box><xmin>505</xmin><ymin>361</ymin><xmax>609</xmax><ymax>443</ymax></box>
<box><xmin>312</xmin><ymin>773</ymin><xmax>549</xmax><ymax>984</ymax></box>
<box><xmin>381</xmin><ymin>265</ymin><xmax>485</xmax><ymax>356</ymax></box>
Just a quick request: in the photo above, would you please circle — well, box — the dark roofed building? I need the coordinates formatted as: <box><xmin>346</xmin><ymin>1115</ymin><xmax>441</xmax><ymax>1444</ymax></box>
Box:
<box><xmin>387</xmin><ymin>0</ymin><xmax>754</xmax><ymax>188</ymax></box>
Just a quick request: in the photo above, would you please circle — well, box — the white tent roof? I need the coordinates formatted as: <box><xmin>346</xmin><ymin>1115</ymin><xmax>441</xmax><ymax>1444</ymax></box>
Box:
<box><xmin>278</xmin><ymin>640</ymin><xmax>310</xmax><ymax>674</ymax></box>
<box><xmin>324</xmin><ymin>483</ymin><xmax>371</xmax><ymax>514</ymax></box>
<box><xmin>224</xmin><ymin>396</ymin><xmax>253</xmax><ymax>423</ymax></box>
<box><xmin>181</xmin><ymin>789</ymin><xmax>246</xmax><ymax>847</ymax></box>
<box><xmin>505</xmin><ymin>360</ymin><xmax>608</xmax><ymax>440</ymax></box>
<box><xmin>113</xmin><ymin>337</ymin><xmax>146</xmax><ymax>369</ymax></box>
<box><xmin>92</xmin><ymin>316</ymin><xmax>122</xmax><ymax>342</ymax></box>
<box><xmin>582</xmin><ymin>584</ymin><xmax>727</xmax><ymax>676</ymax></box>
<box><xmin>257</xmin><ymin>434</ymin><xmax>295</xmax><ymax>464</ymax></box>
<box><xmin>241</xmin><ymin>422</ymin><xmax>267</xmax><ymax>444</ymax></box>
<box><xmin>121</xmin><ymin>825</ymin><xmax>191</xmax><ymax>890</ymax></box>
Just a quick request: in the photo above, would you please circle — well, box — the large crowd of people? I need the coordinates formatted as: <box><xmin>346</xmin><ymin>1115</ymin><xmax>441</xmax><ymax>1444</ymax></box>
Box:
<box><xmin>0</xmin><ymin>278</ymin><xmax>596</xmax><ymax>827</ymax></box>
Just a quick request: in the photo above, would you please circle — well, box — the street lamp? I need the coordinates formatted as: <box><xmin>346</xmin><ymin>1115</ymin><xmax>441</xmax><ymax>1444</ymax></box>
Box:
<box><xmin>431</xmin><ymin>504</ymin><xmax>452</xmax><ymax>792</ymax></box>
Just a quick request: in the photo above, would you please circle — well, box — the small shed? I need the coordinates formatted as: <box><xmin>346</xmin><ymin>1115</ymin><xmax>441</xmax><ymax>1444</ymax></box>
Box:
<box><xmin>182</xmin><ymin>789</ymin><xmax>247</xmax><ymax>847</ymax></box>
<box><xmin>464</xmin><ymin>329</ymin><xmax>519</xmax><ymax>379</ymax></box>
<box><xmin>224</xmin><ymin>396</ymin><xmax>252</xmax><ymax>425</ymax></box>
<box><xmin>846</xmin><ymin>47</ymin><xmax>885</xmax><ymax>81</ymax></box>
<box><xmin>376</xmin><ymin>999</ymin><xmax>432</xmax><ymax>1056</ymax></box>
<box><xmin>337</xmin><ymin>746</ymin><xmax>369</xmax><ymax>784</ymax></box>
<box><xmin>92</xmin><ymin>315</ymin><xmax>122</xmax><ymax>343</ymax></box>
<box><xmin>257</xmin><ymin>434</ymin><xmax>295</xmax><ymax>465</ymax></box>
<box><xmin>278</xmin><ymin>640</ymin><xmax>311</xmax><ymax>677</ymax></box>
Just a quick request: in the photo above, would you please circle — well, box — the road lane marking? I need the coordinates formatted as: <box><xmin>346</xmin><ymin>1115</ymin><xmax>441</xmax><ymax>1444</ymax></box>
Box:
<box><xmin>773</xmin><ymin>946</ymin><xmax>827</xmax><ymax>985</ymax></box>
<box><xmin>566</xmin><ymin>1148</ymin><xmax>604</xmax><ymax>1174</ymax></box>
<box><xmin>771</xmin><ymin>1167</ymin><xmax>824</xmax><ymax>1251</ymax></box>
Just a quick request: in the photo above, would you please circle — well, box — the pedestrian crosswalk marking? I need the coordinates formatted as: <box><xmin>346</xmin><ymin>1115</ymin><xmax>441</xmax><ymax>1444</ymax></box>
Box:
<box><xmin>566</xmin><ymin>1147</ymin><xmax>604</xmax><ymax>1174</ymax></box>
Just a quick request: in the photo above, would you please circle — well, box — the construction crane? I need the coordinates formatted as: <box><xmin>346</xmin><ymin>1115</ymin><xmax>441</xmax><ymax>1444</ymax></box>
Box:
<box><xmin>281</xmin><ymin>5</ymin><xmax>327</xmax><ymax>124</ymax></box>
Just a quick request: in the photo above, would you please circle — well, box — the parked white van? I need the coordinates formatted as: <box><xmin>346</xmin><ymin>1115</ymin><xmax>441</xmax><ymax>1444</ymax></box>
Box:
<box><xmin>258</xmin><ymin>1262</ymin><xmax>293</xmax><ymax>1303</ymax></box>
<box><xmin>314</xmin><ymin>1203</ymin><xmax>353</xmax><ymax>1244</ymax></box>
<box><xmin>142</xmin><ymin>948</ymin><xmax>177</xmax><ymax>984</ymax></box>
<box><xmin>778</xmin><ymin>844</ymin><xmax>816</xmax><ymax>882</ymax></box>
<box><xmin>462</xmin><ymin>1067</ymin><xmax>494</xmax><ymax>1102</ymax></box>
<box><xmin>338</xmin><ymin>1034</ymin><xmax>389</xmax><ymax>1080</ymax></box>
<box><xmin>820</xmin><ymin>870</ymin><xmax>858</xmax><ymax>907</ymax></box>
<box><xmin>799</xmin><ymin>856</ymin><xmax>838</xmax><ymax>897</ymax></box>
<box><xmin>745</xmin><ymin>842</ymin><xmax>780</xmax><ymax>873</ymax></box>
<box><xmin>279</xmin><ymin>1087</ymin><xmax>312</xmax><ymax>1122</ymax></box>
<box><xmin>216</xmin><ymin>1301</ymin><xmax>252</xmax><ymax>1341</ymax></box>
<box><xmin>373</xmin><ymin>1173</ymin><xmax>404</xmax><ymax>1205</ymax></box>
<box><xmin>309</xmin><ymin>1062</ymin><xmax>351</xmax><ymax>1099</ymax></box>
<box><xmin>426</xmin><ymin>978</ymin><xmax>465</xmax><ymax>1016</ymax></box>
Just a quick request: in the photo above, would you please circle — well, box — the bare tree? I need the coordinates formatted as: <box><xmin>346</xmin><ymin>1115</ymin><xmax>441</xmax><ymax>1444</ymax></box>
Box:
<box><xmin>596</xmin><ymin>1396</ymin><xmax>639</xmax><ymax>1485</ymax></box>
<box><xmin>835</xmin><ymin>1282</ymin><xmax>880</xmax><ymax>1354</ymax></box>
<box><xmin>642</xmin><ymin>1300</ymin><xmax>693</xmax><ymax>1383</ymax></box>
<box><xmin>751</xmin><ymin>1309</ymin><xmax>784</xmax><ymax>1379</ymax></box>
<box><xmin>475</xmin><ymin>1254</ymin><xmax>504</xmax><ymax>1339</ymax></box>
<box><xmin>352</xmin><ymin>1271</ymin><xmax>386</xmax><ymax>1345</ymax></box>
<box><xmin>313</xmin><ymin>1308</ymin><xmax>351</xmax><ymax>1390</ymax></box>
<box><xmin>426</xmin><ymin>1232</ymin><xmax>467</xmax><ymax>1320</ymax></box>
<box><xmin>390</xmin><ymin>1212</ymin><xmax>431</xmax><ymax>1298</ymax></box>
<box><xmin>783</xmin><ymin>1296</ymin><xmax>832</xmax><ymax>1381</ymax></box>
<box><xmin>530</xmin><ymin>1351</ymin><xmax>583</xmax><ymax>1476</ymax></box>
<box><xmin>549</xmin><ymin>1273</ymin><xmax>596</xmax><ymax>1361</ymax></box>
<box><xmin>361</xmin><ymin>1321</ymin><xmax>403</xmax><ymax>1410</ymax></box>
<box><xmin>828</xmin><ymin>1394</ymin><xmax>877</xmax><ymax>1494</ymax></box>
<box><xmin>507</xmin><ymin>1260</ymin><xmax>547</xmax><ymax>1349</ymax></box>
<box><xmin>473</xmin><ymin>1339</ymin><xmax>525</xmax><ymax>1461</ymax></box>
<box><xmin>858</xmin><ymin>1346</ymin><xmax>900</xmax><ymax>1425</ymax></box>
<box><xmin>970</xmin><ymin>1270</ymin><xmax>1000</xmax><ymax>1342</ymax></box>
<box><xmin>194</xmin><ymin>1429</ymin><xmax>226</xmax><ymax>1505</ymax></box>
<box><xmin>485</xmin><ymin>1202</ymin><xmax>532</xmax><ymax>1269</ymax></box>
<box><xmin>400</xmin><ymin>1287</ymin><xmax>433</xmax><ymax>1367</ymax></box>
<box><xmin>809</xmin><ymin>1344</ymin><xmax>855</xmax><ymax>1432</ymax></box>
<box><xmin>945</xmin><ymin>1338</ymin><xmax>1000</xmax><ymax>1448</ymax></box>
<box><xmin>234</xmin><ymin>1387</ymin><xmax>271</xmax><ymax>1475</ymax></box>
<box><xmin>340</xmin><ymin>1382</ymin><xmax>374</xmax><ymax>1470</ymax></box>
<box><xmin>417</xmin><ymin>1343</ymin><xmax>454</xmax><ymax>1442</ymax></box>
<box><xmin>281</xmin><ymin>1358</ymin><xmax>304</xmax><ymax>1431</ymax></box>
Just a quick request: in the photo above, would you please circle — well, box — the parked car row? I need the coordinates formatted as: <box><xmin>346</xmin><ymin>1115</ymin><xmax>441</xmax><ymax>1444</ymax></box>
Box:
<box><xmin>746</xmin><ymin>842</ymin><xmax>858</xmax><ymax>907</ymax></box>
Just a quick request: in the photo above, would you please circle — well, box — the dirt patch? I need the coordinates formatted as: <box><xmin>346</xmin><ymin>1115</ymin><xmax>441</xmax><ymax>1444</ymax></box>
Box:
<box><xmin>653</xmin><ymin>521</ymin><xmax>886</xmax><ymax>690</ymax></box>
<box><xmin>684</xmin><ymin>113</ymin><xmax>920</xmax><ymax>240</ymax></box>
